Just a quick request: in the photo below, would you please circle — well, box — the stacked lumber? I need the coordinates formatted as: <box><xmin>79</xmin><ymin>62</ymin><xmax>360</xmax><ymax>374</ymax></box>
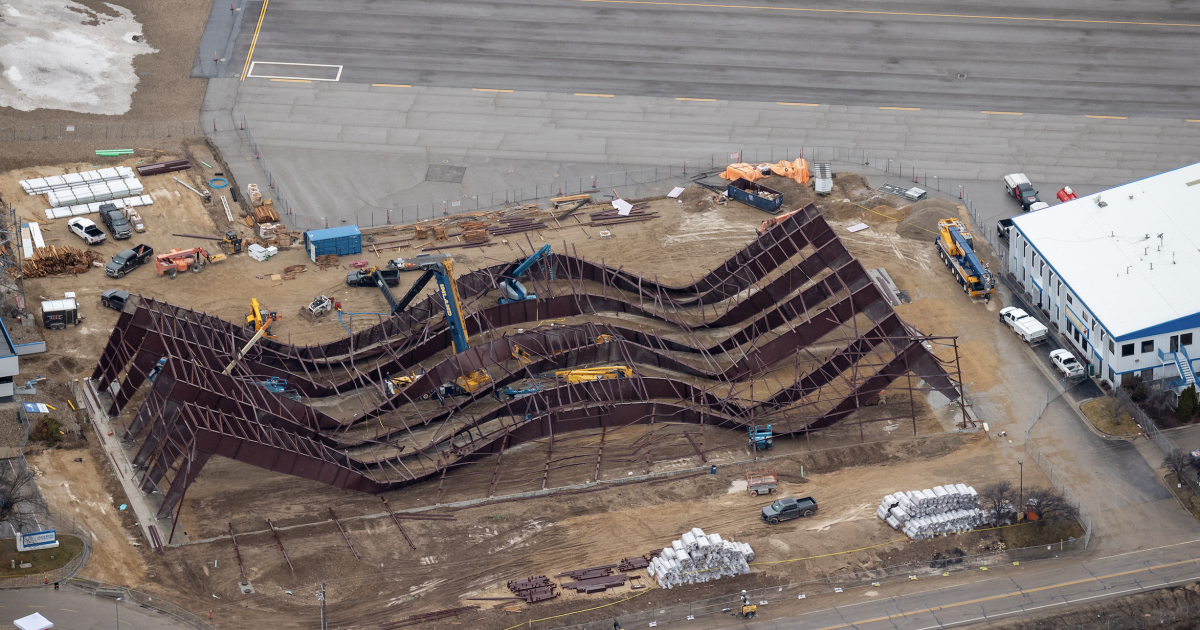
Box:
<box><xmin>432</xmin><ymin>225</ymin><xmax>448</xmax><ymax>241</ymax></box>
<box><xmin>414</xmin><ymin>225</ymin><xmax>429</xmax><ymax>239</ymax></box>
<box><xmin>550</xmin><ymin>193</ymin><xmax>592</xmax><ymax>208</ymax></box>
<box><xmin>459</xmin><ymin>221</ymin><xmax>487</xmax><ymax>230</ymax></box>
<box><xmin>253</xmin><ymin>199</ymin><xmax>279</xmax><ymax>223</ymax></box>
<box><xmin>316</xmin><ymin>254</ymin><xmax>339</xmax><ymax>269</ymax></box>
<box><xmin>19</xmin><ymin>245</ymin><xmax>105</xmax><ymax>278</ymax></box>
<box><xmin>283</xmin><ymin>264</ymin><xmax>307</xmax><ymax>275</ymax></box>
<box><xmin>463</xmin><ymin>229</ymin><xmax>489</xmax><ymax>243</ymax></box>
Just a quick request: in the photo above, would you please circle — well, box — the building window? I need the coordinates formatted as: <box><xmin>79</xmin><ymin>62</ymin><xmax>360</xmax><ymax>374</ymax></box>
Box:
<box><xmin>1141</xmin><ymin>340</ymin><xmax>1154</xmax><ymax>354</ymax></box>
<box><xmin>1142</xmin><ymin>369</ymin><xmax>1154</xmax><ymax>381</ymax></box>
<box><xmin>1184</xmin><ymin>333</ymin><xmax>1194</xmax><ymax>346</ymax></box>
<box><xmin>1039</xmin><ymin>261</ymin><xmax>1044</xmax><ymax>275</ymax></box>
<box><xmin>1109</xmin><ymin>339</ymin><xmax>1115</xmax><ymax>354</ymax></box>
<box><xmin>1081</xmin><ymin>338</ymin><xmax>1088</xmax><ymax>352</ymax></box>
<box><xmin>1122</xmin><ymin>343</ymin><xmax>1134</xmax><ymax>356</ymax></box>
<box><xmin>1067</xmin><ymin>294</ymin><xmax>1073</xmax><ymax>305</ymax></box>
<box><xmin>1057</xmin><ymin>280</ymin><xmax>1061</xmax><ymax>296</ymax></box>
<box><xmin>1108</xmin><ymin>367</ymin><xmax>1115</xmax><ymax>383</ymax></box>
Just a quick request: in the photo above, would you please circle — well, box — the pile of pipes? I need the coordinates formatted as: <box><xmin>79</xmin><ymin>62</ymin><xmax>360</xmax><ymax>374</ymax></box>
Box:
<box><xmin>21</xmin><ymin>166</ymin><xmax>145</xmax><ymax>208</ymax></box>
<box><xmin>877</xmin><ymin>485</ymin><xmax>986</xmax><ymax>540</ymax></box>
<box><xmin>646</xmin><ymin>528</ymin><xmax>754</xmax><ymax>590</ymax></box>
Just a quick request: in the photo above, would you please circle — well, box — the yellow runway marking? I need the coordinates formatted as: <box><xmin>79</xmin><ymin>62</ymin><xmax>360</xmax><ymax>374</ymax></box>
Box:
<box><xmin>569</xmin><ymin>0</ymin><xmax>1200</xmax><ymax>28</ymax></box>
<box><xmin>62</xmin><ymin>609</ymin><xmax>79</xmax><ymax>613</ymax></box>
<box><xmin>778</xmin><ymin>102</ymin><xmax>819</xmax><ymax>106</ymax></box>
<box><xmin>270</xmin><ymin>78</ymin><xmax>311</xmax><ymax>83</ymax></box>
<box><xmin>880</xmin><ymin>106</ymin><xmax>920</xmax><ymax>111</ymax></box>
<box><xmin>1187</xmin><ymin>119</ymin><xmax>1200</xmax><ymax>123</ymax></box>
<box><xmin>983</xmin><ymin>110</ymin><xmax>1023</xmax><ymax>115</ymax></box>
<box><xmin>576</xmin><ymin>92</ymin><xmax>615</xmax><ymax>97</ymax></box>
<box><xmin>372</xmin><ymin>83</ymin><xmax>412</xmax><ymax>88</ymax></box>
<box><xmin>473</xmin><ymin>88</ymin><xmax>514</xmax><ymax>93</ymax></box>
<box><xmin>239</xmin><ymin>0</ymin><xmax>270</xmax><ymax>81</ymax></box>
<box><xmin>677</xmin><ymin>97</ymin><xmax>717</xmax><ymax>102</ymax></box>
<box><xmin>1085</xmin><ymin>114</ymin><xmax>1127</xmax><ymax>119</ymax></box>
<box><xmin>805</xmin><ymin>557</ymin><xmax>1200</xmax><ymax>630</ymax></box>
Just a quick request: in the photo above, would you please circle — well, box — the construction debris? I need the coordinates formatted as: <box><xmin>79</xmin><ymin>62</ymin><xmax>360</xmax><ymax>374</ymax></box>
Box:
<box><xmin>463</xmin><ymin>229</ymin><xmax>489</xmax><ymax>243</ymax></box>
<box><xmin>18</xmin><ymin>245</ymin><xmax>105</xmax><ymax>278</ymax></box>
<box><xmin>647</xmin><ymin>528</ymin><xmax>754</xmax><ymax>590</ymax></box>
<box><xmin>315</xmin><ymin>254</ymin><xmax>339</xmax><ymax>269</ymax></box>
<box><xmin>877</xmin><ymin>484</ymin><xmax>987</xmax><ymax>540</ymax></box>
<box><xmin>253</xmin><ymin>199</ymin><xmax>279</xmax><ymax>224</ymax></box>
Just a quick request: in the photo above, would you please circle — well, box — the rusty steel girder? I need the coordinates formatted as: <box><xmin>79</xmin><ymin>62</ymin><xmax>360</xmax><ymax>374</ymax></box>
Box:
<box><xmin>90</xmin><ymin>206</ymin><xmax>964</xmax><ymax>520</ymax></box>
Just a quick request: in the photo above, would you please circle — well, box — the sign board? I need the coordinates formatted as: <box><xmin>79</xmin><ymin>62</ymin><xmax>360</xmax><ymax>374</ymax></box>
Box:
<box><xmin>22</xmin><ymin>403</ymin><xmax>51</xmax><ymax>413</ymax></box>
<box><xmin>17</xmin><ymin>529</ymin><xmax>59</xmax><ymax>551</ymax></box>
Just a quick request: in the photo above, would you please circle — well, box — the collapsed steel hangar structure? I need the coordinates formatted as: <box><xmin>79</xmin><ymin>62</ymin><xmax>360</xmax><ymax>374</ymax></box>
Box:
<box><xmin>91</xmin><ymin>205</ymin><xmax>967</xmax><ymax>526</ymax></box>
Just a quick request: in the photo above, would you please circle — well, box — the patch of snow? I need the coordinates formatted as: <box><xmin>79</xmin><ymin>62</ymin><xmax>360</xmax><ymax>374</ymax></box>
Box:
<box><xmin>3</xmin><ymin>66</ymin><xmax>21</xmax><ymax>82</ymax></box>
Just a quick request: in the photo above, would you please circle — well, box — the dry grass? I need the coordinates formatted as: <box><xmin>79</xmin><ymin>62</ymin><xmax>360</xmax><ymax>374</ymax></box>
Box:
<box><xmin>1081</xmin><ymin>397</ymin><xmax>1140</xmax><ymax>437</ymax></box>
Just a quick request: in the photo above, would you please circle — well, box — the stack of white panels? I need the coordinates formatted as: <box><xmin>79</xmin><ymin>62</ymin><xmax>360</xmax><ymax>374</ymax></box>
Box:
<box><xmin>877</xmin><ymin>484</ymin><xmax>985</xmax><ymax>540</ymax></box>
<box><xmin>44</xmin><ymin>194</ymin><xmax>154</xmax><ymax>221</ymax></box>
<box><xmin>46</xmin><ymin>176</ymin><xmax>144</xmax><ymax>207</ymax></box>
<box><xmin>20</xmin><ymin>167</ymin><xmax>135</xmax><ymax>194</ymax></box>
<box><xmin>646</xmin><ymin>528</ymin><xmax>754</xmax><ymax>590</ymax></box>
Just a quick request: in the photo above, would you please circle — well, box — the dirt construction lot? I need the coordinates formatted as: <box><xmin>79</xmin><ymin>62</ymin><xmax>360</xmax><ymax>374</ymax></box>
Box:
<box><xmin>4</xmin><ymin>161</ymin><xmax>1080</xmax><ymax>628</ymax></box>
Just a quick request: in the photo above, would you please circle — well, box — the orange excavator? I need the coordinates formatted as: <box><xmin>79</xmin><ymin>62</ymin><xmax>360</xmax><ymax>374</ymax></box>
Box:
<box><xmin>155</xmin><ymin>247</ymin><xmax>211</xmax><ymax>279</ymax></box>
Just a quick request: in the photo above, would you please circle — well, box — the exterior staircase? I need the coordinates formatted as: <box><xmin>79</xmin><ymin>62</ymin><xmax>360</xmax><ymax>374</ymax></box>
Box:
<box><xmin>1160</xmin><ymin>347</ymin><xmax>1197</xmax><ymax>389</ymax></box>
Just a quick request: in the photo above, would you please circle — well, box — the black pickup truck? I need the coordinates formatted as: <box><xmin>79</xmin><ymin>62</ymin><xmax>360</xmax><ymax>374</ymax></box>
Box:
<box><xmin>105</xmin><ymin>244</ymin><xmax>155</xmax><ymax>278</ymax></box>
<box><xmin>761</xmin><ymin>496</ymin><xmax>819</xmax><ymax>524</ymax></box>
<box><xmin>346</xmin><ymin>267</ymin><xmax>401</xmax><ymax>287</ymax></box>
<box><xmin>100</xmin><ymin>203</ymin><xmax>133</xmax><ymax>240</ymax></box>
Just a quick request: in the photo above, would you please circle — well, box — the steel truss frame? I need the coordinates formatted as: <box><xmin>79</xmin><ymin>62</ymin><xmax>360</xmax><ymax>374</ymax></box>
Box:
<box><xmin>89</xmin><ymin>205</ymin><xmax>967</xmax><ymax>524</ymax></box>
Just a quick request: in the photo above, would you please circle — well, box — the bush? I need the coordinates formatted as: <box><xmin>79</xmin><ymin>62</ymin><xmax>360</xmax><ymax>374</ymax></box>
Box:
<box><xmin>1123</xmin><ymin>374</ymin><xmax>1149</xmax><ymax>402</ymax></box>
<box><xmin>1179</xmin><ymin>385</ymin><xmax>1198</xmax><ymax>423</ymax></box>
<box><xmin>1192</xmin><ymin>497</ymin><xmax>1200</xmax><ymax>520</ymax></box>
<box><xmin>31</xmin><ymin>417</ymin><xmax>63</xmax><ymax>447</ymax></box>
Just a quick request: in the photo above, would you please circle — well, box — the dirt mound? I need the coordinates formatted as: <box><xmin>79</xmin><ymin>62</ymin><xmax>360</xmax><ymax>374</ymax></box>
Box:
<box><xmin>896</xmin><ymin>199</ymin><xmax>961</xmax><ymax>241</ymax></box>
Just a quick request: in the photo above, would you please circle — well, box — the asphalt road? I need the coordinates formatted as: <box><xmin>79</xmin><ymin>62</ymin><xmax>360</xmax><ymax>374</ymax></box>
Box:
<box><xmin>230</xmin><ymin>0</ymin><xmax>1200</xmax><ymax>118</ymax></box>
<box><xmin>0</xmin><ymin>587</ymin><xmax>194</xmax><ymax>630</ymax></box>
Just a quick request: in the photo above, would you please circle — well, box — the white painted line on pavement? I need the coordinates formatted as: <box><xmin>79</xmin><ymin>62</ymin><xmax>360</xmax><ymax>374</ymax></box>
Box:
<box><xmin>248</xmin><ymin>61</ymin><xmax>343</xmax><ymax>82</ymax></box>
<box><xmin>1093</xmin><ymin>537</ymin><xmax>1200</xmax><ymax>561</ymax></box>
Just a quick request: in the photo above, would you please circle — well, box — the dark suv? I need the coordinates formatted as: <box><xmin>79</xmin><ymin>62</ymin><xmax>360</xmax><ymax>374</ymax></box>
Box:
<box><xmin>761</xmin><ymin>496</ymin><xmax>819</xmax><ymax>524</ymax></box>
<box><xmin>100</xmin><ymin>203</ymin><xmax>132</xmax><ymax>239</ymax></box>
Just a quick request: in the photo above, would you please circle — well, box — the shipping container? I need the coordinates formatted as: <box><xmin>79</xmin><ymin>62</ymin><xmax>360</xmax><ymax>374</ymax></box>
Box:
<box><xmin>304</xmin><ymin>225</ymin><xmax>362</xmax><ymax>261</ymax></box>
<box><xmin>727</xmin><ymin>178</ymin><xmax>784</xmax><ymax>213</ymax></box>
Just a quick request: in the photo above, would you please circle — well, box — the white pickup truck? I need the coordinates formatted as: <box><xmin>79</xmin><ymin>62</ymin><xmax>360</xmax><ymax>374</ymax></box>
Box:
<box><xmin>1000</xmin><ymin>307</ymin><xmax>1049</xmax><ymax>344</ymax></box>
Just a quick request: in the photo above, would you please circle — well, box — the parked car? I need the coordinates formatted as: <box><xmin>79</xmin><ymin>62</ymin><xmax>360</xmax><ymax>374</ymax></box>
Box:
<box><xmin>1000</xmin><ymin>307</ymin><xmax>1049</xmax><ymax>344</ymax></box>
<box><xmin>105</xmin><ymin>244</ymin><xmax>155</xmax><ymax>278</ymax></box>
<box><xmin>996</xmin><ymin>218</ymin><xmax>1014</xmax><ymax>242</ymax></box>
<box><xmin>67</xmin><ymin>217</ymin><xmax>107</xmax><ymax>245</ymax></box>
<box><xmin>761</xmin><ymin>496</ymin><xmax>819</xmax><ymax>524</ymax></box>
<box><xmin>100</xmin><ymin>203</ymin><xmax>132</xmax><ymax>239</ymax></box>
<box><xmin>100</xmin><ymin>289</ymin><xmax>131</xmax><ymax>311</ymax></box>
<box><xmin>1003</xmin><ymin>173</ymin><xmax>1047</xmax><ymax>212</ymax></box>
<box><xmin>1050</xmin><ymin>349</ymin><xmax>1085</xmax><ymax>378</ymax></box>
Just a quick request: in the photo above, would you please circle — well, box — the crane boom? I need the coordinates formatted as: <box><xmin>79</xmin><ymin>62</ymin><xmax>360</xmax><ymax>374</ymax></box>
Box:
<box><xmin>499</xmin><ymin>244</ymin><xmax>552</xmax><ymax>304</ymax></box>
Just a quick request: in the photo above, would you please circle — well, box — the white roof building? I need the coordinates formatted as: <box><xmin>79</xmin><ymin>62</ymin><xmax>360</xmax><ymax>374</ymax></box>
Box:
<box><xmin>1009</xmin><ymin>162</ymin><xmax>1200</xmax><ymax>388</ymax></box>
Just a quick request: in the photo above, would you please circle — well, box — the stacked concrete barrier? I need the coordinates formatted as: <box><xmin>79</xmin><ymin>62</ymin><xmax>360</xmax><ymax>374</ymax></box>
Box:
<box><xmin>877</xmin><ymin>484</ymin><xmax>985</xmax><ymax>540</ymax></box>
<box><xmin>646</xmin><ymin>528</ymin><xmax>755</xmax><ymax>589</ymax></box>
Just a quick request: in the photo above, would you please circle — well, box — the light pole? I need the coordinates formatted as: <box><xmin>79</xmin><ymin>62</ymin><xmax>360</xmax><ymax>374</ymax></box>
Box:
<box><xmin>116</xmin><ymin>596</ymin><xmax>122</xmax><ymax>629</ymax></box>
<box><xmin>1018</xmin><ymin>461</ymin><xmax>1024</xmax><ymax>517</ymax></box>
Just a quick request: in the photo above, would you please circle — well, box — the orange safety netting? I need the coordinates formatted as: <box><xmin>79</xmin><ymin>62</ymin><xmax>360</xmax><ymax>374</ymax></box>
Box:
<box><xmin>769</xmin><ymin>158</ymin><xmax>810</xmax><ymax>184</ymax></box>
<box><xmin>717</xmin><ymin>163</ymin><xmax>765</xmax><ymax>182</ymax></box>
<box><xmin>718</xmin><ymin>159</ymin><xmax>809</xmax><ymax>184</ymax></box>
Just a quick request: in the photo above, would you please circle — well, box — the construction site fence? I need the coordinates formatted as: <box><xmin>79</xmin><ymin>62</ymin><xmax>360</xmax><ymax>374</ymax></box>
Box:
<box><xmin>549</xmin><ymin>537</ymin><xmax>1085</xmax><ymax>630</ymax></box>
<box><xmin>67</xmin><ymin>578</ymin><xmax>220</xmax><ymax>630</ymax></box>
<box><xmin>236</xmin><ymin>117</ymin><xmax>986</xmax><ymax>232</ymax></box>
<box><xmin>0</xmin><ymin>121</ymin><xmax>205</xmax><ymax>142</ymax></box>
<box><xmin>1023</xmin><ymin>437</ymin><xmax>1094</xmax><ymax>549</ymax></box>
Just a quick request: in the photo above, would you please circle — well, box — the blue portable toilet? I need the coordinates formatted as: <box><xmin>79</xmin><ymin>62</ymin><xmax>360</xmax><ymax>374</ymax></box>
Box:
<box><xmin>303</xmin><ymin>225</ymin><xmax>362</xmax><ymax>262</ymax></box>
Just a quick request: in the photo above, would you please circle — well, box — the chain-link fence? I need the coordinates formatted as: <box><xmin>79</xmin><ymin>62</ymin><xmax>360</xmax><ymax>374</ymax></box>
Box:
<box><xmin>0</xmin><ymin>121</ymin><xmax>204</xmax><ymax>142</ymax></box>
<box><xmin>550</xmin><ymin>538</ymin><xmax>1084</xmax><ymax>630</ymax></box>
<box><xmin>68</xmin><ymin>578</ymin><xmax>220</xmax><ymax>630</ymax></box>
<box><xmin>238</xmin><ymin>117</ymin><xmax>993</xmax><ymax>234</ymax></box>
<box><xmin>1023</xmin><ymin>438</ymin><xmax>1094</xmax><ymax>549</ymax></box>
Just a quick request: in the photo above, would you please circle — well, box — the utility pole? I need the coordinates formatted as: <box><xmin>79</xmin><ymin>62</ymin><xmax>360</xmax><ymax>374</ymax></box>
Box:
<box><xmin>115</xmin><ymin>596</ymin><xmax>122</xmax><ymax>630</ymax></box>
<box><xmin>318</xmin><ymin>582</ymin><xmax>327</xmax><ymax>630</ymax></box>
<box><xmin>1018</xmin><ymin>461</ymin><xmax>1024</xmax><ymax>517</ymax></box>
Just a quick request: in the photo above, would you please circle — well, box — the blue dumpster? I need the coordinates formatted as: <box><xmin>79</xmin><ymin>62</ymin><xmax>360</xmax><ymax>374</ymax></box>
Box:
<box><xmin>304</xmin><ymin>225</ymin><xmax>362</xmax><ymax>261</ymax></box>
<box><xmin>727</xmin><ymin>178</ymin><xmax>784</xmax><ymax>213</ymax></box>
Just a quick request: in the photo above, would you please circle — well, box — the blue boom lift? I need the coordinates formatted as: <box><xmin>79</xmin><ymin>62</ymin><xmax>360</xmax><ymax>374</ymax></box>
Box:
<box><xmin>498</xmin><ymin>244</ymin><xmax>552</xmax><ymax>304</ymax></box>
<box><xmin>376</xmin><ymin>254</ymin><xmax>492</xmax><ymax>399</ymax></box>
<box><xmin>935</xmin><ymin>219</ymin><xmax>995</xmax><ymax>299</ymax></box>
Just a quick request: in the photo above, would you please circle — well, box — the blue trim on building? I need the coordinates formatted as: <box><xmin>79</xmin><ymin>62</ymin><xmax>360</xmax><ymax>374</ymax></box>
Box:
<box><xmin>1113</xmin><ymin>312</ymin><xmax>1200</xmax><ymax>342</ymax></box>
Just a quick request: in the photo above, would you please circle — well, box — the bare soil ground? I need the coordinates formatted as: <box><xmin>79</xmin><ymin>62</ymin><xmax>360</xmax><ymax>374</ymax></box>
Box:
<box><xmin>0</xmin><ymin>0</ymin><xmax>212</xmax><ymax>172</ymax></box>
<box><xmin>5</xmin><ymin>163</ymin><xmax>1061</xmax><ymax>627</ymax></box>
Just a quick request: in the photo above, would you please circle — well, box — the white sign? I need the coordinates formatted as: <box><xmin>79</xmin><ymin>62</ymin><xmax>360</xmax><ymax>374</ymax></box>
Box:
<box><xmin>17</xmin><ymin>529</ymin><xmax>58</xmax><ymax>551</ymax></box>
<box><xmin>612</xmin><ymin>199</ymin><xmax>633</xmax><ymax>216</ymax></box>
<box><xmin>847</xmin><ymin>223</ymin><xmax>869</xmax><ymax>233</ymax></box>
<box><xmin>667</xmin><ymin>187</ymin><xmax>685</xmax><ymax>198</ymax></box>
